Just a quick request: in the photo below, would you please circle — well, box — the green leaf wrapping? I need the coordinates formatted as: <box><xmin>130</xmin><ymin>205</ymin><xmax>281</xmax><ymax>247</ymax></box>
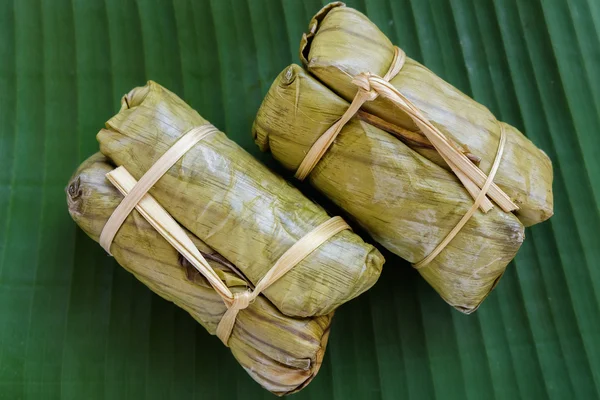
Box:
<box><xmin>254</xmin><ymin>65</ymin><xmax>525</xmax><ymax>313</ymax></box>
<box><xmin>299</xmin><ymin>2</ymin><xmax>553</xmax><ymax>227</ymax></box>
<box><xmin>97</xmin><ymin>81</ymin><xmax>383</xmax><ymax>318</ymax></box>
<box><xmin>66</xmin><ymin>153</ymin><xmax>332</xmax><ymax>396</ymax></box>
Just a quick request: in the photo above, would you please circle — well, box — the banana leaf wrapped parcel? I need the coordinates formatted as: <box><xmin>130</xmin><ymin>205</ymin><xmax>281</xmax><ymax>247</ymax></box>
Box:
<box><xmin>254</xmin><ymin>2</ymin><xmax>554</xmax><ymax>312</ymax></box>
<box><xmin>97</xmin><ymin>81</ymin><xmax>383</xmax><ymax>318</ymax></box>
<box><xmin>254</xmin><ymin>65</ymin><xmax>525</xmax><ymax>313</ymax></box>
<box><xmin>66</xmin><ymin>81</ymin><xmax>384</xmax><ymax>394</ymax></box>
<box><xmin>299</xmin><ymin>2</ymin><xmax>553</xmax><ymax>227</ymax></box>
<box><xmin>67</xmin><ymin>154</ymin><xmax>333</xmax><ymax>395</ymax></box>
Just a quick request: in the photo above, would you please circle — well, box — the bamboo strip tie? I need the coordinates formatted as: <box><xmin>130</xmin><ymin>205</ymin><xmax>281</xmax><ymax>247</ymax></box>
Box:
<box><xmin>99</xmin><ymin>124</ymin><xmax>350</xmax><ymax>345</ymax></box>
<box><xmin>295</xmin><ymin>46</ymin><xmax>515</xmax><ymax>269</ymax></box>
<box><xmin>99</xmin><ymin>125</ymin><xmax>220</xmax><ymax>254</ymax></box>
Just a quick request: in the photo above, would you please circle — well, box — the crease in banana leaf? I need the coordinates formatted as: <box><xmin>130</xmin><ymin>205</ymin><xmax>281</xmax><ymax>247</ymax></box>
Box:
<box><xmin>66</xmin><ymin>154</ymin><xmax>331</xmax><ymax>396</ymax></box>
<box><xmin>299</xmin><ymin>1</ymin><xmax>553</xmax><ymax>228</ymax></box>
<box><xmin>254</xmin><ymin>64</ymin><xmax>525</xmax><ymax>313</ymax></box>
<box><xmin>96</xmin><ymin>80</ymin><xmax>384</xmax><ymax>318</ymax></box>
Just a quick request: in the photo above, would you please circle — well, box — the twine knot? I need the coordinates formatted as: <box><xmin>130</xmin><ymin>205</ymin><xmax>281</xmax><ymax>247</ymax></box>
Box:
<box><xmin>230</xmin><ymin>290</ymin><xmax>254</xmax><ymax>311</ymax></box>
<box><xmin>216</xmin><ymin>289</ymin><xmax>254</xmax><ymax>347</ymax></box>
<box><xmin>352</xmin><ymin>73</ymin><xmax>379</xmax><ymax>102</ymax></box>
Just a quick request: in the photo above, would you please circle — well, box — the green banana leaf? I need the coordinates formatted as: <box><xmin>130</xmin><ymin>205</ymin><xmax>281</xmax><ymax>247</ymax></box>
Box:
<box><xmin>1</xmin><ymin>0</ymin><xmax>599</xmax><ymax>399</ymax></box>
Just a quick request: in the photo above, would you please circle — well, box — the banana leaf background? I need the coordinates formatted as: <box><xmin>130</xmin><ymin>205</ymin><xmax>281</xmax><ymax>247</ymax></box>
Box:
<box><xmin>1</xmin><ymin>0</ymin><xmax>600</xmax><ymax>398</ymax></box>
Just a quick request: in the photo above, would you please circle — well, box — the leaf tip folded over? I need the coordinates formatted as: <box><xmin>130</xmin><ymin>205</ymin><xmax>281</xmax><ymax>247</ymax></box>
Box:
<box><xmin>120</xmin><ymin>80</ymin><xmax>153</xmax><ymax>111</ymax></box>
<box><xmin>300</xmin><ymin>2</ymin><xmax>346</xmax><ymax>67</ymax></box>
<box><xmin>253</xmin><ymin>64</ymin><xmax>303</xmax><ymax>154</ymax></box>
<box><xmin>66</xmin><ymin>152</ymin><xmax>110</xmax><ymax>218</ymax></box>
